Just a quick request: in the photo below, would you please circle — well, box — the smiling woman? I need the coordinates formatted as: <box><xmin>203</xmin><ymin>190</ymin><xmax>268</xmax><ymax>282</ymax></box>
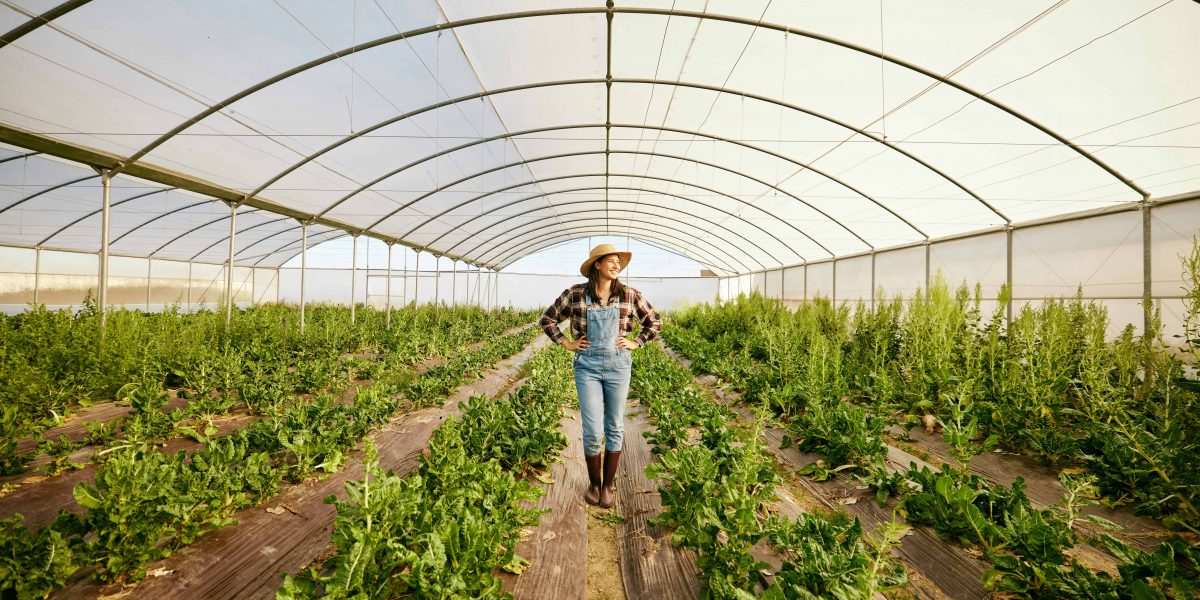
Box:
<box><xmin>539</xmin><ymin>243</ymin><xmax>662</xmax><ymax>509</ymax></box>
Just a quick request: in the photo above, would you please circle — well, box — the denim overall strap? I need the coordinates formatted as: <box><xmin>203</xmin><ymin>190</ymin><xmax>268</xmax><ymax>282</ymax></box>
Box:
<box><xmin>583</xmin><ymin>293</ymin><xmax>620</xmax><ymax>353</ymax></box>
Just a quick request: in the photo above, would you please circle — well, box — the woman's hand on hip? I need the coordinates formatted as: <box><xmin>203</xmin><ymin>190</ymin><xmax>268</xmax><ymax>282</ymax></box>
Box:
<box><xmin>562</xmin><ymin>337</ymin><xmax>589</xmax><ymax>351</ymax></box>
<box><xmin>616</xmin><ymin>338</ymin><xmax>641</xmax><ymax>351</ymax></box>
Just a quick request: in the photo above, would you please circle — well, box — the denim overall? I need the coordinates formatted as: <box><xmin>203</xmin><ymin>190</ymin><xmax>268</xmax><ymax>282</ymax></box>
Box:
<box><xmin>574</xmin><ymin>293</ymin><xmax>633</xmax><ymax>457</ymax></box>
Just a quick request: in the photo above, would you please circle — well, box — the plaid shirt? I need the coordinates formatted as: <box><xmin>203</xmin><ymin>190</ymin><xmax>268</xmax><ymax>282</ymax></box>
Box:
<box><xmin>540</xmin><ymin>283</ymin><xmax>663</xmax><ymax>347</ymax></box>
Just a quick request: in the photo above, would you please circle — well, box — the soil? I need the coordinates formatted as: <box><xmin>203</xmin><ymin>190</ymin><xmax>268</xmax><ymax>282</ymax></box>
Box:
<box><xmin>586</xmin><ymin>504</ymin><xmax>627</xmax><ymax>600</ymax></box>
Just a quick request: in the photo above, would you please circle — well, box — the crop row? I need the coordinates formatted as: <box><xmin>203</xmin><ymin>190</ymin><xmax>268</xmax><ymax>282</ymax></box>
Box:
<box><xmin>664</xmin><ymin>241</ymin><xmax>1200</xmax><ymax>529</ymax></box>
<box><xmin>871</xmin><ymin>462</ymin><xmax>1200</xmax><ymax>598</ymax></box>
<box><xmin>0</xmin><ymin>301</ymin><xmax>535</xmax><ymax>475</ymax></box>
<box><xmin>632</xmin><ymin>343</ymin><xmax>909</xmax><ymax>599</ymax></box>
<box><xmin>0</xmin><ymin>324</ymin><xmax>539</xmax><ymax>599</ymax></box>
<box><xmin>278</xmin><ymin>345</ymin><xmax>576</xmax><ymax>599</ymax></box>
<box><xmin>662</xmin><ymin>260</ymin><xmax>1200</xmax><ymax>596</ymax></box>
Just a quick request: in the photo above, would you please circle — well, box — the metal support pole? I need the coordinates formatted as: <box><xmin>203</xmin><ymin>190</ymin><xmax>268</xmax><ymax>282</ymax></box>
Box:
<box><xmin>401</xmin><ymin>245</ymin><xmax>407</xmax><ymax>306</ymax></box>
<box><xmin>925</xmin><ymin>241</ymin><xmax>932</xmax><ymax>292</ymax></box>
<box><xmin>224</xmin><ymin>201</ymin><xmax>238</xmax><ymax>327</ymax></box>
<box><xmin>274</xmin><ymin>266</ymin><xmax>280</xmax><ymax>305</ymax></box>
<box><xmin>435</xmin><ymin>255</ymin><xmax>441</xmax><ymax>307</ymax></box>
<box><xmin>803</xmin><ymin>264</ymin><xmax>808</xmax><ymax>303</ymax></box>
<box><xmin>252</xmin><ymin>265</ymin><xmax>257</xmax><ymax>306</ymax></box>
<box><xmin>33</xmin><ymin>246</ymin><xmax>41</xmax><ymax>306</ymax></box>
<box><xmin>350</xmin><ymin>234</ymin><xmax>358</xmax><ymax>323</ymax></box>
<box><xmin>98</xmin><ymin>169</ymin><xmax>111</xmax><ymax>329</ymax></box>
<box><xmin>453</xmin><ymin>260</ymin><xmax>459</xmax><ymax>307</ymax></box>
<box><xmin>386</xmin><ymin>242</ymin><xmax>393</xmax><ymax>329</ymax></box>
<box><xmin>475</xmin><ymin>265</ymin><xmax>482</xmax><ymax>307</ymax></box>
<box><xmin>146</xmin><ymin>258</ymin><xmax>152</xmax><ymax>311</ymax></box>
<box><xmin>1006</xmin><ymin>226</ymin><xmax>1014</xmax><ymax>326</ymax></box>
<box><xmin>299</xmin><ymin>221</ymin><xmax>308</xmax><ymax>334</ymax></box>
<box><xmin>1142</xmin><ymin>197</ymin><xmax>1153</xmax><ymax>336</ymax></box>
<box><xmin>832</xmin><ymin>259</ymin><xmax>838</xmax><ymax>304</ymax></box>
<box><xmin>870</xmin><ymin>251</ymin><xmax>877</xmax><ymax>309</ymax></box>
<box><xmin>414</xmin><ymin>250</ymin><xmax>421</xmax><ymax>306</ymax></box>
<box><xmin>187</xmin><ymin>260</ymin><xmax>193</xmax><ymax>314</ymax></box>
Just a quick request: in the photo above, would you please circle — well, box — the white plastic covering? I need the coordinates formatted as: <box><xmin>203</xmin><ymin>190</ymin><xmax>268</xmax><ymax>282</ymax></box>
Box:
<box><xmin>1</xmin><ymin>1</ymin><xmax>1198</xmax><ymax>314</ymax></box>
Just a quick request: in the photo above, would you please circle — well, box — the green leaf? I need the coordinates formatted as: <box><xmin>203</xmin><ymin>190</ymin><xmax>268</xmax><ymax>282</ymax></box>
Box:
<box><xmin>72</xmin><ymin>484</ymin><xmax>103</xmax><ymax>510</ymax></box>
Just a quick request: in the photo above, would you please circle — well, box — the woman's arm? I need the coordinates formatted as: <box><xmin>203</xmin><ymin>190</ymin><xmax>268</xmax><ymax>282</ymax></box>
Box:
<box><xmin>631</xmin><ymin>289</ymin><xmax>663</xmax><ymax>347</ymax></box>
<box><xmin>539</xmin><ymin>288</ymin><xmax>573</xmax><ymax>344</ymax></box>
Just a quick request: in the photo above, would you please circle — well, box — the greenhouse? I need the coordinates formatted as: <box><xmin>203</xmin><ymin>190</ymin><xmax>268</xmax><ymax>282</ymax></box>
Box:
<box><xmin>1</xmin><ymin>1</ymin><xmax>1198</xmax><ymax>598</ymax></box>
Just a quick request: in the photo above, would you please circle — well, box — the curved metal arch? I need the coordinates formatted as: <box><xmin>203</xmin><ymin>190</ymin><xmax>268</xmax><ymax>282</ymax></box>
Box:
<box><xmin>445</xmin><ymin>190</ymin><xmax>791</xmax><ymax>268</ymax></box>
<box><xmin>121</xmin><ymin>6</ymin><xmax>1143</xmax><ymax>217</ymax></box>
<box><xmin>485</xmin><ymin>221</ymin><xmax>739</xmax><ymax>274</ymax></box>
<box><xmin>436</xmin><ymin>173</ymin><xmax>819</xmax><ymax>261</ymax></box>
<box><xmin>469</xmin><ymin>203</ymin><xmax>764</xmax><ymax>272</ymax></box>
<box><xmin>0</xmin><ymin>0</ymin><xmax>91</xmax><ymax>50</ymax></box>
<box><xmin>0</xmin><ymin>174</ymin><xmax>97</xmax><ymax>216</ymax></box>
<box><xmin>503</xmin><ymin>234</ymin><xmax>715</xmax><ymax>276</ymax></box>
<box><xmin>418</xmin><ymin>177</ymin><xmax>806</xmax><ymax>262</ymax></box>
<box><xmin>370</xmin><ymin>151</ymin><xmax>837</xmax><ymax>257</ymax></box>
<box><xmin>491</xmin><ymin>225</ymin><xmax>729</xmax><ymax>273</ymax></box>
<box><xmin>315</xmin><ymin>123</ymin><xmax>601</xmax><ymax>220</ymax></box>
<box><xmin>228</xmin><ymin>216</ymin><xmax>313</xmax><ymax>260</ymax></box>
<box><xmin>253</xmin><ymin>230</ymin><xmax>353</xmax><ymax>268</ymax></box>
<box><xmin>109</xmin><ymin>197</ymin><xmax>216</xmax><ymax>246</ymax></box>
<box><xmin>620</xmin><ymin>6</ymin><xmax>1146</xmax><ymax>200</ymax></box>
<box><xmin>38</xmin><ymin>187</ymin><xmax>173</xmax><ymax>246</ymax></box>
<box><xmin>320</xmin><ymin>122</ymin><xmax>925</xmax><ymax>240</ymax></box>
<box><xmin>395</xmin><ymin>148</ymin><xmax>857</xmax><ymax>252</ymax></box>
<box><xmin>477</xmin><ymin>211</ymin><xmax>746</xmax><ymax>276</ymax></box>
<box><xmin>438</xmin><ymin>184</ymin><xmax>796</xmax><ymax>264</ymax></box>
<box><xmin>245</xmin><ymin>228</ymin><xmax>363</xmax><ymax>268</ymax></box>
<box><xmin>262</xmin><ymin>77</ymin><xmax>935</xmax><ymax>245</ymax></box>
<box><xmin>191</xmin><ymin>214</ymin><xmax>300</xmax><ymax>261</ymax></box>
<box><xmin>270</xmin><ymin>215</ymin><xmax>747</xmax><ymax>275</ymax></box>
<box><xmin>260</xmin><ymin>229</ymin><xmax>486</xmax><ymax>270</ymax></box>
<box><xmin>148</xmin><ymin>207</ymin><xmax>263</xmax><ymax>256</ymax></box>
<box><xmin>0</xmin><ymin>151</ymin><xmax>40</xmax><ymax>165</ymax></box>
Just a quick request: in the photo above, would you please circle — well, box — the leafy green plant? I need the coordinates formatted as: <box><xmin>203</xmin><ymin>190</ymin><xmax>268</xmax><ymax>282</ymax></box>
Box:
<box><xmin>280</xmin><ymin>420</ymin><xmax>546</xmax><ymax>598</ymax></box>
<box><xmin>456</xmin><ymin>351</ymin><xmax>573</xmax><ymax>473</ymax></box>
<box><xmin>0</xmin><ymin>403</ymin><xmax>32</xmax><ymax>475</ymax></box>
<box><xmin>0</xmin><ymin>515</ymin><xmax>75</xmax><ymax>599</ymax></box>
<box><xmin>939</xmin><ymin>377</ymin><xmax>998</xmax><ymax>473</ymax></box>
<box><xmin>70</xmin><ymin>438</ymin><xmax>280</xmax><ymax>582</ymax></box>
<box><xmin>36</xmin><ymin>434</ymin><xmax>85</xmax><ymax>476</ymax></box>
<box><xmin>895</xmin><ymin>463</ymin><xmax>1027</xmax><ymax>552</ymax></box>
<box><xmin>763</xmin><ymin>513</ymin><xmax>908</xmax><ymax>599</ymax></box>
<box><xmin>84</xmin><ymin>419</ymin><xmax>119</xmax><ymax>446</ymax></box>
<box><xmin>792</xmin><ymin>398</ymin><xmax>889</xmax><ymax>481</ymax></box>
<box><xmin>1175</xmin><ymin>236</ymin><xmax>1200</xmax><ymax>380</ymax></box>
<box><xmin>636</xmin><ymin>342</ymin><xmax>908</xmax><ymax>599</ymax></box>
<box><xmin>647</xmin><ymin>415</ymin><xmax>778</xmax><ymax>596</ymax></box>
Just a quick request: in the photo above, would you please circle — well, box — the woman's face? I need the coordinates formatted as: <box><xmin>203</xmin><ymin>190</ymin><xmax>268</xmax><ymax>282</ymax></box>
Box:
<box><xmin>596</xmin><ymin>254</ymin><xmax>622</xmax><ymax>282</ymax></box>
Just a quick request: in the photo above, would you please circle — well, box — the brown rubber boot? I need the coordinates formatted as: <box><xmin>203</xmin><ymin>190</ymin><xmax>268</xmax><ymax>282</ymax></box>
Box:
<box><xmin>584</xmin><ymin>454</ymin><xmax>603</xmax><ymax>506</ymax></box>
<box><xmin>598</xmin><ymin>449</ymin><xmax>622</xmax><ymax>508</ymax></box>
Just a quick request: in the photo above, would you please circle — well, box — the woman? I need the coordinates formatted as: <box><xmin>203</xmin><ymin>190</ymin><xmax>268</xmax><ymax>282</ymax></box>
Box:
<box><xmin>540</xmin><ymin>243</ymin><xmax>663</xmax><ymax>509</ymax></box>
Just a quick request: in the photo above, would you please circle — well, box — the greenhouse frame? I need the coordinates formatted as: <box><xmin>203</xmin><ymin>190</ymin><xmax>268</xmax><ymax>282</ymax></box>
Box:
<box><xmin>2</xmin><ymin>2</ymin><xmax>1200</xmax><ymax>599</ymax></box>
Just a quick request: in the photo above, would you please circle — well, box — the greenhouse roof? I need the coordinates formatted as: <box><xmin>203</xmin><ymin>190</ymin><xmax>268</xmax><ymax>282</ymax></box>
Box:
<box><xmin>1</xmin><ymin>0</ymin><xmax>1198</xmax><ymax>273</ymax></box>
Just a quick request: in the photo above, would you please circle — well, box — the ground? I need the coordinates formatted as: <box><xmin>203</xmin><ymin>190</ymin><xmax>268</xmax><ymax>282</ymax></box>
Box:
<box><xmin>586</xmin><ymin>502</ymin><xmax>627</xmax><ymax>599</ymax></box>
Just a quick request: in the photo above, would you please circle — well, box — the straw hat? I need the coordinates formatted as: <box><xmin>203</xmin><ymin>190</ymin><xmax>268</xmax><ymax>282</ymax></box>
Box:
<box><xmin>580</xmin><ymin>243</ymin><xmax>632</xmax><ymax>277</ymax></box>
